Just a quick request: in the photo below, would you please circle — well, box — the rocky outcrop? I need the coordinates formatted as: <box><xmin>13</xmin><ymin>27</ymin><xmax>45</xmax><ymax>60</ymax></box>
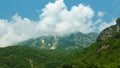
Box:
<box><xmin>97</xmin><ymin>18</ymin><xmax>120</xmax><ymax>41</ymax></box>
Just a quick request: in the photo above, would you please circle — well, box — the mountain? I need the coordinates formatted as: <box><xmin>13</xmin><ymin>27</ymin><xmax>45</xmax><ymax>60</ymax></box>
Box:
<box><xmin>61</xmin><ymin>18</ymin><xmax>120</xmax><ymax>68</ymax></box>
<box><xmin>18</xmin><ymin>32</ymin><xmax>98</xmax><ymax>50</ymax></box>
<box><xmin>97</xmin><ymin>18</ymin><xmax>120</xmax><ymax>41</ymax></box>
<box><xmin>0</xmin><ymin>18</ymin><xmax>120</xmax><ymax>68</ymax></box>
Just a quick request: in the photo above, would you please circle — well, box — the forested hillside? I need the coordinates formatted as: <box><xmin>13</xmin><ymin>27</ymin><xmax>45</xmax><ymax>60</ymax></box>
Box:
<box><xmin>0</xmin><ymin>46</ymin><xmax>73</xmax><ymax>68</ymax></box>
<box><xmin>0</xmin><ymin>18</ymin><xmax>120</xmax><ymax>68</ymax></box>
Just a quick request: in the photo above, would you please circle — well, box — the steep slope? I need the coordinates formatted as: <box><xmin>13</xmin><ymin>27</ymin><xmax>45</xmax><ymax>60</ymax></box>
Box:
<box><xmin>61</xmin><ymin>18</ymin><xmax>120</xmax><ymax>68</ymax></box>
<box><xmin>97</xmin><ymin>18</ymin><xmax>120</xmax><ymax>41</ymax></box>
<box><xmin>18</xmin><ymin>32</ymin><xmax>98</xmax><ymax>50</ymax></box>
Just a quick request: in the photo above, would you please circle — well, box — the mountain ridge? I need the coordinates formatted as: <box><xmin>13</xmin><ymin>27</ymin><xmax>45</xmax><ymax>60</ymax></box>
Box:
<box><xmin>18</xmin><ymin>32</ymin><xmax>98</xmax><ymax>50</ymax></box>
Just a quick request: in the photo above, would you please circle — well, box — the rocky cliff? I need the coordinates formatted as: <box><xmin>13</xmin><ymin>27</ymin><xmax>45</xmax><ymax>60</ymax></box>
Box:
<box><xmin>97</xmin><ymin>18</ymin><xmax>120</xmax><ymax>41</ymax></box>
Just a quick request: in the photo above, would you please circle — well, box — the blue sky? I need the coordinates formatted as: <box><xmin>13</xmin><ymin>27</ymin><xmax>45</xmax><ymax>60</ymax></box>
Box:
<box><xmin>65</xmin><ymin>0</ymin><xmax>120</xmax><ymax>22</ymax></box>
<box><xmin>0</xmin><ymin>0</ymin><xmax>119</xmax><ymax>47</ymax></box>
<box><xmin>0</xmin><ymin>0</ymin><xmax>54</xmax><ymax>20</ymax></box>
<box><xmin>0</xmin><ymin>0</ymin><xmax>120</xmax><ymax>21</ymax></box>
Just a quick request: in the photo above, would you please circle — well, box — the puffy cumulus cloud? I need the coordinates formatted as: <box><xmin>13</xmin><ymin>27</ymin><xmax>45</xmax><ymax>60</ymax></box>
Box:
<box><xmin>0</xmin><ymin>15</ymin><xmax>39</xmax><ymax>47</ymax></box>
<box><xmin>0</xmin><ymin>0</ymin><xmax>116</xmax><ymax>47</ymax></box>
<box><xmin>39</xmin><ymin>0</ymin><xmax>94</xmax><ymax>35</ymax></box>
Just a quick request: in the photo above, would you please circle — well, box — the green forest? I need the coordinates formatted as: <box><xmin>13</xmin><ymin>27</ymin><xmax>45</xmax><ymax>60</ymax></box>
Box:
<box><xmin>0</xmin><ymin>32</ymin><xmax>120</xmax><ymax>68</ymax></box>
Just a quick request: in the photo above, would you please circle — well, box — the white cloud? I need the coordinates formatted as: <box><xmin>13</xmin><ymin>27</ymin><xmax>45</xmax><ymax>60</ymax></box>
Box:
<box><xmin>0</xmin><ymin>15</ymin><xmax>39</xmax><ymax>47</ymax></box>
<box><xmin>99</xmin><ymin>20</ymin><xmax>116</xmax><ymax>32</ymax></box>
<box><xmin>39</xmin><ymin>0</ymin><xmax>94</xmax><ymax>34</ymax></box>
<box><xmin>0</xmin><ymin>0</ymin><xmax>116</xmax><ymax>47</ymax></box>
<box><xmin>97</xmin><ymin>11</ymin><xmax>104</xmax><ymax>17</ymax></box>
<box><xmin>94</xmin><ymin>19</ymin><xmax>116</xmax><ymax>32</ymax></box>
